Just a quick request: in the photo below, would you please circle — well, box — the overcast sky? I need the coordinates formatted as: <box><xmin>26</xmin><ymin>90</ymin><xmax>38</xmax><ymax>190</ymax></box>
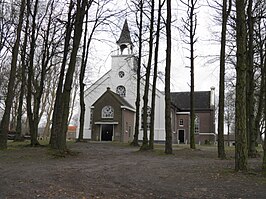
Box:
<box><xmin>86</xmin><ymin>0</ymin><xmax>221</xmax><ymax>93</ymax></box>
<box><xmin>171</xmin><ymin>1</ymin><xmax>221</xmax><ymax>92</ymax></box>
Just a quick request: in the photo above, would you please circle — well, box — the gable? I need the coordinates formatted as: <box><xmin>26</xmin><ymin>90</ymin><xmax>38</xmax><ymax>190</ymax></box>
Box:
<box><xmin>92</xmin><ymin>88</ymin><xmax>135</xmax><ymax>112</ymax></box>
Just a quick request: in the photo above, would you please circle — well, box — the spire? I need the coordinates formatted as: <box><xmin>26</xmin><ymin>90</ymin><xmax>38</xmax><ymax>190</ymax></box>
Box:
<box><xmin>117</xmin><ymin>19</ymin><xmax>132</xmax><ymax>45</ymax></box>
<box><xmin>116</xmin><ymin>20</ymin><xmax>133</xmax><ymax>55</ymax></box>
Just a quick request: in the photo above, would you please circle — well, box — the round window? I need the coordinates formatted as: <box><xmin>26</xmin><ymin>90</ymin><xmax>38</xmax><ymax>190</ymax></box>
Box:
<box><xmin>118</xmin><ymin>71</ymin><xmax>125</xmax><ymax>78</ymax></box>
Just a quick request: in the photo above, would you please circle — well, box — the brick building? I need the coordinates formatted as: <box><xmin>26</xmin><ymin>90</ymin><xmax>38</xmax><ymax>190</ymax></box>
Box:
<box><xmin>91</xmin><ymin>87</ymin><xmax>135</xmax><ymax>142</ymax></box>
<box><xmin>171</xmin><ymin>89</ymin><xmax>216</xmax><ymax>144</ymax></box>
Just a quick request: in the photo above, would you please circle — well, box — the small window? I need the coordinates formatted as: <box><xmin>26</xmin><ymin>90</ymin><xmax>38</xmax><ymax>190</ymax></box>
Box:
<box><xmin>118</xmin><ymin>71</ymin><xmax>125</xmax><ymax>78</ymax></box>
<box><xmin>179</xmin><ymin>119</ymin><xmax>184</xmax><ymax>126</ymax></box>
<box><xmin>116</xmin><ymin>85</ymin><xmax>126</xmax><ymax>97</ymax></box>
<box><xmin>102</xmin><ymin>105</ymin><xmax>114</xmax><ymax>118</ymax></box>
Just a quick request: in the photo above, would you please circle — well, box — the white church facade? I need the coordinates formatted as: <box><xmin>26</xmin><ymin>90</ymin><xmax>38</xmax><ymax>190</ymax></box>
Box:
<box><xmin>81</xmin><ymin>20</ymin><xmax>166</xmax><ymax>142</ymax></box>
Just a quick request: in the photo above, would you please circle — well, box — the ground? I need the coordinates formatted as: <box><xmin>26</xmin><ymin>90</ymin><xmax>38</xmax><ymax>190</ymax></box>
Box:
<box><xmin>0</xmin><ymin>141</ymin><xmax>265</xmax><ymax>199</ymax></box>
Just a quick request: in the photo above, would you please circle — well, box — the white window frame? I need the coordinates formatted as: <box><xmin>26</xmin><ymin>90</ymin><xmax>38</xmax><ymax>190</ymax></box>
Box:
<box><xmin>116</xmin><ymin>85</ymin><xmax>126</xmax><ymax>97</ymax></box>
<box><xmin>102</xmin><ymin>105</ymin><xmax>114</xmax><ymax>118</ymax></box>
<box><xmin>179</xmin><ymin>119</ymin><xmax>184</xmax><ymax>126</ymax></box>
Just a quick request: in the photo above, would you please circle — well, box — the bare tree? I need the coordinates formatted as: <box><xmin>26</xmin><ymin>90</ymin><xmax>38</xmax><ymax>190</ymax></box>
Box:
<box><xmin>0</xmin><ymin>0</ymin><xmax>15</xmax><ymax>55</ymax></box>
<box><xmin>26</xmin><ymin>0</ymin><xmax>42</xmax><ymax>146</ymax></box>
<box><xmin>235</xmin><ymin>0</ymin><xmax>248</xmax><ymax>171</ymax></box>
<box><xmin>15</xmin><ymin>0</ymin><xmax>30</xmax><ymax>141</ymax></box>
<box><xmin>149</xmin><ymin>0</ymin><xmax>164</xmax><ymax>150</ymax></box>
<box><xmin>181</xmin><ymin>0</ymin><xmax>198</xmax><ymax>149</ymax></box>
<box><xmin>50</xmin><ymin>0</ymin><xmax>90</xmax><ymax>152</ymax></box>
<box><xmin>246</xmin><ymin>0</ymin><xmax>257</xmax><ymax>158</ymax></box>
<box><xmin>131</xmin><ymin>0</ymin><xmax>143</xmax><ymax>147</ymax></box>
<box><xmin>263</xmin><ymin>43</ymin><xmax>266</xmax><ymax>171</ymax></box>
<box><xmin>27</xmin><ymin>0</ymin><xmax>56</xmax><ymax>146</ymax></box>
<box><xmin>0</xmin><ymin>0</ymin><xmax>26</xmax><ymax>149</ymax></box>
<box><xmin>78</xmin><ymin>0</ymin><xmax>115</xmax><ymax>142</ymax></box>
<box><xmin>50</xmin><ymin>0</ymin><xmax>74</xmax><ymax>149</ymax></box>
<box><xmin>141</xmin><ymin>0</ymin><xmax>155</xmax><ymax>151</ymax></box>
<box><xmin>164</xmin><ymin>0</ymin><xmax>172</xmax><ymax>154</ymax></box>
<box><xmin>254</xmin><ymin>12</ymin><xmax>266</xmax><ymax>148</ymax></box>
<box><xmin>78</xmin><ymin>5</ymin><xmax>90</xmax><ymax>142</ymax></box>
<box><xmin>217</xmin><ymin>0</ymin><xmax>231</xmax><ymax>159</ymax></box>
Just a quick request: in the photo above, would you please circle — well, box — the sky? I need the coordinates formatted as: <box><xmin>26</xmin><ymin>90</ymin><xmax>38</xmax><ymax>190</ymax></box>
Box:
<box><xmin>86</xmin><ymin>0</ymin><xmax>222</xmax><ymax>94</ymax></box>
<box><xmin>171</xmin><ymin>1</ymin><xmax>221</xmax><ymax>92</ymax></box>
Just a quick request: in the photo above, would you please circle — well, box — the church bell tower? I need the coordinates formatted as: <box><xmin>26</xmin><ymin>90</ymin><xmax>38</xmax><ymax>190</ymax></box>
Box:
<box><xmin>111</xmin><ymin>20</ymin><xmax>137</xmax><ymax>73</ymax></box>
<box><xmin>116</xmin><ymin>19</ymin><xmax>133</xmax><ymax>55</ymax></box>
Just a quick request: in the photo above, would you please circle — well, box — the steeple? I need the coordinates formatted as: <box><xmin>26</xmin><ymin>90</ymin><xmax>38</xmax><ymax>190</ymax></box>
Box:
<box><xmin>116</xmin><ymin>19</ymin><xmax>133</xmax><ymax>55</ymax></box>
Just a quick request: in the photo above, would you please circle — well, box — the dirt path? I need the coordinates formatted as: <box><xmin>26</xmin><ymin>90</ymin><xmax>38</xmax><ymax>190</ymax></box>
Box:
<box><xmin>0</xmin><ymin>142</ymin><xmax>265</xmax><ymax>199</ymax></box>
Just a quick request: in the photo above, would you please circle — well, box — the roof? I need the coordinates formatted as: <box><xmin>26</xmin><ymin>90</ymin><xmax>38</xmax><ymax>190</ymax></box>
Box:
<box><xmin>92</xmin><ymin>87</ymin><xmax>135</xmax><ymax>111</ymax></box>
<box><xmin>171</xmin><ymin>91</ymin><xmax>211</xmax><ymax>110</ymax></box>
<box><xmin>117</xmin><ymin>19</ymin><xmax>132</xmax><ymax>45</ymax></box>
<box><xmin>68</xmin><ymin>126</ymin><xmax>77</xmax><ymax>132</ymax></box>
<box><xmin>84</xmin><ymin>69</ymin><xmax>111</xmax><ymax>97</ymax></box>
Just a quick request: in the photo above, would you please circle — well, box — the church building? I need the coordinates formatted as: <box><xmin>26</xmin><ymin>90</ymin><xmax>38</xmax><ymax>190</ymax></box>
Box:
<box><xmin>82</xmin><ymin>20</ymin><xmax>165</xmax><ymax>142</ymax></box>
<box><xmin>81</xmin><ymin>20</ymin><xmax>216</xmax><ymax>144</ymax></box>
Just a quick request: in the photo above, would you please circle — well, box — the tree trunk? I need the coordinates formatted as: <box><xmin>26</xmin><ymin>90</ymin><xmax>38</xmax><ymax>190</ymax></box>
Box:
<box><xmin>77</xmin><ymin>10</ymin><xmax>88</xmax><ymax>142</ymax></box>
<box><xmin>246</xmin><ymin>0</ymin><xmax>257</xmax><ymax>158</ymax></box>
<box><xmin>26</xmin><ymin>0</ymin><xmax>40</xmax><ymax>146</ymax></box>
<box><xmin>30</xmin><ymin>0</ymin><xmax>55</xmax><ymax>145</ymax></box>
<box><xmin>262</xmin><ymin>43</ymin><xmax>266</xmax><ymax>171</ymax></box>
<box><xmin>150</xmin><ymin>0</ymin><xmax>163</xmax><ymax>150</ymax></box>
<box><xmin>165</xmin><ymin>0</ymin><xmax>172</xmax><ymax>154</ymax></box>
<box><xmin>78</xmin><ymin>3</ymin><xmax>95</xmax><ymax>142</ymax></box>
<box><xmin>189</xmin><ymin>0</ymin><xmax>197</xmax><ymax>149</ymax></box>
<box><xmin>190</xmin><ymin>62</ymin><xmax>195</xmax><ymax>149</ymax></box>
<box><xmin>235</xmin><ymin>0</ymin><xmax>248</xmax><ymax>172</ymax></box>
<box><xmin>218</xmin><ymin>0</ymin><xmax>231</xmax><ymax>159</ymax></box>
<box><xmin>0</xmin><ymin>0</ymin><xmax>26</xmax><ymax>149</ymax></box>
<box><xmin>141</xmin><ymin>0</ymin><xmax>155</xmax><ymax>151</ymax></box>
<box><xmin>15</xmin><ymin>2</ymin><xmax>29</xmax><ymax>141</ymax></box>
<box><xmin>50</xmin><ymin>0</ymin><xmax>74</xmax><ymax>149</ymax></box>
<box><xmin>131</xmin><ymin>0</ymin><xmax>143</xmax><ymax>147</ymax></box>
<box><xmin>52</xmin><ymin>0</ymin><xmax>88</xmax><ymax>152</ymax></box>
<box><xmin>254</xmin><ymin>36</ymin><xmax>265</xmax><ymax>146</ymax></box>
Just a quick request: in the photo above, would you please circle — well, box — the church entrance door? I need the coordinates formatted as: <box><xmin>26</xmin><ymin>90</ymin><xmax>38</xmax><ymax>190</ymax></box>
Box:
<box><xmin>101</xmin><ymin>124</ymin><xmax>113</xmax><ymax>141</ymax></box>
<box><xmin>178</xmin><ymin>130</ymin><xmax>185</xmax><ymax>143</ymax></box>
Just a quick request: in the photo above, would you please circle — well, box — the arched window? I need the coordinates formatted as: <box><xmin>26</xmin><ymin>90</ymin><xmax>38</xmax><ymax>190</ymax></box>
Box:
<box><xmin>120</xmin><ymin>44</ymin><xmax>128</xmax><ymax>55</ymax></box>
<box><xmin>116</xmin><ymin>85</ymin><xmax>126</xmax><ymax>97</ymax></box>
<box><xmin>102</xmin><ymin>105</ymin><xmax>114</xmax><ymax>118</ymax></box>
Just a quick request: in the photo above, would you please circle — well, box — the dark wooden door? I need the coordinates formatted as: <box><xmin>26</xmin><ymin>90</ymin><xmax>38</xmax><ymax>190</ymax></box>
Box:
<box><xmin>101</xmin><ymin>124</ymin><xmax>113</xmax><ymax>141</ymax></box>
<box><xmin>178</xmin><ymin>130</ymin><xmax>185</xmax><ymax>143</ymax></box>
